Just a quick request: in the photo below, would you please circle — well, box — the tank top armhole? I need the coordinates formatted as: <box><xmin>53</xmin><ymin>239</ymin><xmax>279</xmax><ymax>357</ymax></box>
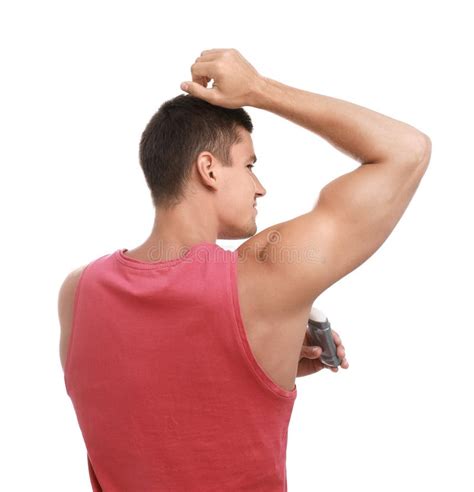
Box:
<box><xmin>227</xmin><ymin>250</ymin><xmax>297</xmax><ymax>400</ymax></box>
<box><xmin>64</xmin><ymin>262</ymin><xmax>92</xmax><ymax>395</ymax></box>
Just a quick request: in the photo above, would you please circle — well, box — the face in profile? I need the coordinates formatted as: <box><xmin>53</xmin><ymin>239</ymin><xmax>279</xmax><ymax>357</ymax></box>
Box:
<box><xmin>215</xmin><ymin>128</ymin><xmax>266</xmax><ymax>240</ymax></box>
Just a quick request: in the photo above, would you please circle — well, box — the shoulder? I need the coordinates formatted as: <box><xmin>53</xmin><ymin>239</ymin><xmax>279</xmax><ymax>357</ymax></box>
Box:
<box><xmin>58</xmin><ymin>265</ymin><xmax>87</xmax><ymax>371</ymax></box>
<box><xmin>58</xmin><ymin>265</ymin><xmax>87</xmax><ymax>305</ymax></box>
<box><xmin>58</xmin><ymin>264</ymin><xmax>88</xmax><ymax>319</ymax></box>
<box><xmin>58</xmin><ymin>265</ymin><xmax>87</xmax><ymax>334</ymax></box>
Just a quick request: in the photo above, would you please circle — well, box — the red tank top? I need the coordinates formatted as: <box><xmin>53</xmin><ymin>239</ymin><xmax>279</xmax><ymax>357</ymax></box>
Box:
<box><xmin>64</xmin><ymin>241</ymin><xmax>297</xmax><ymax>491</ymax></box>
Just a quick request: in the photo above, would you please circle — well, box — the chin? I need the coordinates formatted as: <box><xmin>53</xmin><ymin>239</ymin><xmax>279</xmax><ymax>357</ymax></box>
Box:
<box><xmin>218</xmin><ymin>219</ymin><xmax>257</xmax><ymax>240</ymax></box>
<box><xmin>243</xmin><ymin>223</ymin><xmax>258</xmax><ymax>238</ymax></box>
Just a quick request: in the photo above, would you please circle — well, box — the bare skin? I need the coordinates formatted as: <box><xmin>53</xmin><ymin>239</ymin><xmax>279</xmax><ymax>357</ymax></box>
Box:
<box><xmin>59</xmin><ymin>48</ymin><xmax>429</xmax><ymax>393</ymax></box>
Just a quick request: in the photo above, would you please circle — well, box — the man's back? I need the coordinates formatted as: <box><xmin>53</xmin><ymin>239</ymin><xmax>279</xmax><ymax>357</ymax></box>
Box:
<box><xmin>63</xmin><ymin>243</ymin><xmax>296</xmax><ymax>491</ymax></box>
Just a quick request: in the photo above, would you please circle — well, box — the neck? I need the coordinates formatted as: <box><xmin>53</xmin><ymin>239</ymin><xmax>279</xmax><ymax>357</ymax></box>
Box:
<box><xmin>127</xmin><ymin>200</ymin><xmax>218</xmax><ymax>261</ymax></box>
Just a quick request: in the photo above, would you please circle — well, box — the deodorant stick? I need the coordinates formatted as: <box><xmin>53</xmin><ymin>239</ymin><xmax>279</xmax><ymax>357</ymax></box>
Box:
<box><xmin>306</xmin><ymin>305</ymin><xmax>341</xmax><ymax>368</ymax></box>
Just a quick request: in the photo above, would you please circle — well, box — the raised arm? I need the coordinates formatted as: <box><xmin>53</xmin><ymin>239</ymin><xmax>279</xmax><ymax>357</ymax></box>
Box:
<box><xmin>247</xmin><ymin>76</ymin><xmax>430</xmax><ymax>309</ymax></box>
<box><xmin>182</xmin><ymin>48</ymin><xmax>431</xmax><ymax>313</ymax></box>
<box><xmin>255</xmin><ymin>76</ymin><xmax>430</xmax><ymax>166</ymax></box>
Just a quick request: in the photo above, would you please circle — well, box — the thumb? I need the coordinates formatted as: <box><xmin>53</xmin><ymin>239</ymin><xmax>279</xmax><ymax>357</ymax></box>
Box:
<box><xmin>301</xmin><ymin>346</ymin><xmax>322</xmax><ymax>359</ymax></box>
<box><xmin>180</xmin><ymin>81</ymin><xmax>214</xmax><ymax>101</ymax></box>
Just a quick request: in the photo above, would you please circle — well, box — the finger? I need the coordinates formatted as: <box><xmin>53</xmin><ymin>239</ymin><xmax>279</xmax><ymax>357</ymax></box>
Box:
<box><xmin>337</xmin><ymin>345</ymin><xmax>346</xmax><ymax>359</ymax></box>
<box><xmin>301</xmin><ymin>346</ymin><xmax>322</xmax><ymax>358</ymax></box>
<box><xmin>191</xmin><ymin>61</ymin><xmax>218</xmax><ymax>81</ymax></box>
<box><xmin>332</xmin><ymin>330</ymin><xmax>341</xmax><ymax>345</ymax></box>
<box><xmin>196</xmin><ymin>54</ymin><xmax>216</xmax><ymax>64</ymax></box>
<box><xmin>190</xmin><ymin>74</ymin><xmax>211</xmax><ymax>89</ymax></box>
<box><xmin>180</xmin><ymin>80</ymin><xmax>216</xmax><ymax>102</ymax></box>
<box><xmin>201</xmin><ymin>48</ymin><xmax>227</xmax><ymax>56</ymax></box>
<box><xmin>341</xmin><ymin>355</ymin><xmax>350</xmax><ymax>368</ymax></box>
<box><xmin>312</xmin><ymin>347</ymin><xmax>322</xmax><ymax>357</ymax></box>
<box><xmin>337</xmin><ymin>348</ymin><xmax>347</xmax><ymax>367</ymax></box>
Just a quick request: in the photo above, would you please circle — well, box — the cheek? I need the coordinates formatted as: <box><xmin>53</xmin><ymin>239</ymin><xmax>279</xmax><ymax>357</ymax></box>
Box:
<box><xmin>217</xmin><ymin>183</ymin><xmax>238</xmax><ymax>212</ymax></box>
<box><xmin>217</xmin><ymin>184</ymin><xmax>247</xmax><ymax>221</ymax></box>
<box><xmin>222</xmin><ymin>175</ymin><xmax>247</xmax><ymax>200</ymax></box>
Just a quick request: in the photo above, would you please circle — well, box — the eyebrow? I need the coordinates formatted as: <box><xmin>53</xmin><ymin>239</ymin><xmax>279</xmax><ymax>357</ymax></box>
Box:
<box><xmin>248</xmin><ymin>154</ymin><xmax>257</xmax><ymax>164</ymax></box>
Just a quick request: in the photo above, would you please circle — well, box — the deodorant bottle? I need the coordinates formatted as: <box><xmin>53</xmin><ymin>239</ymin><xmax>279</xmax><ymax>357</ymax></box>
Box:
<box><xmin>306</xmin><ymin>305</ymin><xmax>341</xmax><ymax>368</ymax></box>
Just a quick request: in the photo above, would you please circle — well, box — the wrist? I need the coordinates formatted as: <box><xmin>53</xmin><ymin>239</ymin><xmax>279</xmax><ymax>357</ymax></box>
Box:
<box><xmin>250</xmin><ymin>76</ymin><xmax>290</xmax><ymax>113</ymax></box>
<box><xmin>249</xmin><ymin>75</ymin><xmax>272</xmax><ymax>109</ymax></box>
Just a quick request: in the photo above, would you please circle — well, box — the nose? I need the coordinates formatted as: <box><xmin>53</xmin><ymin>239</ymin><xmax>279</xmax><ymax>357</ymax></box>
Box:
<box><xmin>253</xmin><ymin>175</ymin><xmax>266</xmax><ymax>198</ymax></box>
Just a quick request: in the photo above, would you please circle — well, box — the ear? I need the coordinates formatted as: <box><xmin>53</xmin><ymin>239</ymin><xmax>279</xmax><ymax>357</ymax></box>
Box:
<box><xmin>195</xmin><ymin>151</ymin><xmax>221</xmax><ymax>191</ymax></box>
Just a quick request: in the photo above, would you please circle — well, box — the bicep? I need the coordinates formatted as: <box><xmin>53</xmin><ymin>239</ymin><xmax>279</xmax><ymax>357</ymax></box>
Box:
<box><xmin>259</xmin><ymin>158</ymin><xmax>429</xmax><ymax>309</ymax></box>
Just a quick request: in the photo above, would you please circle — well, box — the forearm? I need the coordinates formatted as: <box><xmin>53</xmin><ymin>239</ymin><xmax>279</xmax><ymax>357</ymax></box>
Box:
<box><xmin>252</xmin><ymin>76</ymin><xmax>428</xmax><ymax>165</ymax></box>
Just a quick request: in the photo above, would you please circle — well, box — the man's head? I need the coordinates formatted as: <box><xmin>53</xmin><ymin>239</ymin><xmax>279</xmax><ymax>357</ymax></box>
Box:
<box><xmin>139</xmin><ymin>94</ymin><xmax>266</xmax><ymax>240</ymax></box>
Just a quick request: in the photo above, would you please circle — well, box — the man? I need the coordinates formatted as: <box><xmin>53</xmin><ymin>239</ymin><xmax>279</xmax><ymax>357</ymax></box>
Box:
<box><xmin>58</xmin><ymin>48</ymin><xmax>430</xmax><ymax>491</ymax></box>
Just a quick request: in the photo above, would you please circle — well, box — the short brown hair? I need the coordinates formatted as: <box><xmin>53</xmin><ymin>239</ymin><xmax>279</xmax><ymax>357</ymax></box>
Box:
<box><xmin>139</xmin><ymin>94</ymin><xmax>253</xmax><ymax>209</ymax></box>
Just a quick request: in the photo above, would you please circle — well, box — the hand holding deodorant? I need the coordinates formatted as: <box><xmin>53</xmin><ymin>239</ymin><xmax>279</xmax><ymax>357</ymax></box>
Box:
<box><xmin>306</xmin><ymin>305</ymin><xmax>341</xmax><ymax>368</ymax></box>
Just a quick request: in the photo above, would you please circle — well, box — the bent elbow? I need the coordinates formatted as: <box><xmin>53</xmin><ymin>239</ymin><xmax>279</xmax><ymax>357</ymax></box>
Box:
<box><xmin>415</xmin><ymin>133</ymin><xmax>432</xmax><ymax>169</ymax></box>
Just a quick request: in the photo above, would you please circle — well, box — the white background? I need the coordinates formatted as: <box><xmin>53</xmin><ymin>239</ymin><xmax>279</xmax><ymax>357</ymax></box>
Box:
<box><xmin>1</xmin><ymin>0</ymin><xmax>472</xmax><ymax>490</ymax></box>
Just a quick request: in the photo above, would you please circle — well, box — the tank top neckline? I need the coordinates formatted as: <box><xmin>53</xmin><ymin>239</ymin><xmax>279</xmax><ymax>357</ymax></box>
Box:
<box><xmin>114</xmin><ymin>241</ymin><xmax>217</xmax><ymax>270</ymax></box>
